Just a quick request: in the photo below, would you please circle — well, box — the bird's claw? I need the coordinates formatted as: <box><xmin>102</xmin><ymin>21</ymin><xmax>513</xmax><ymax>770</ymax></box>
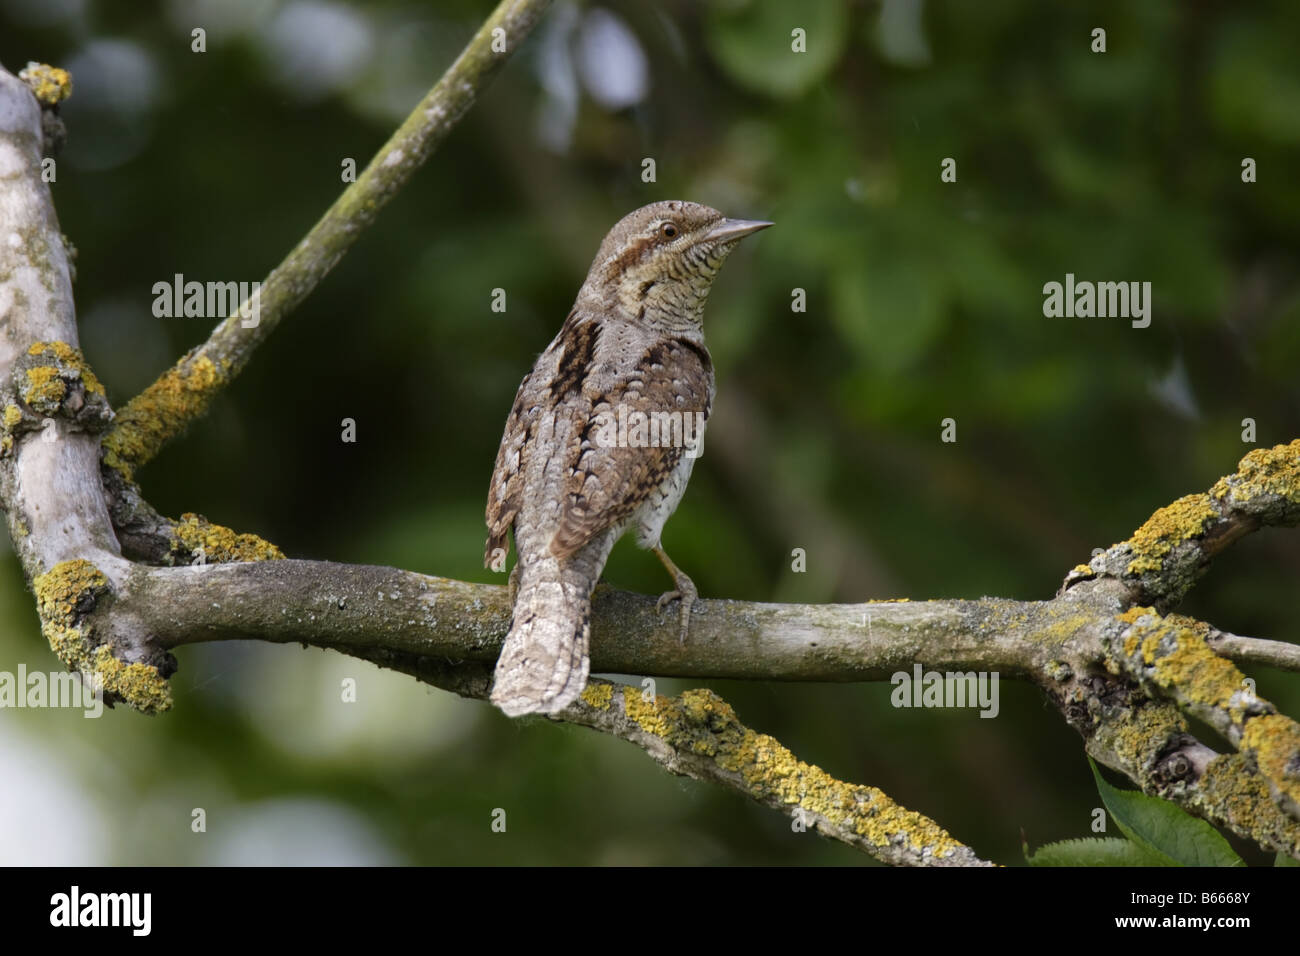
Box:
<box><xmin>656</xmin><ymin>575</ymin><xmax>697</xmax><ymax>644</ymax></box>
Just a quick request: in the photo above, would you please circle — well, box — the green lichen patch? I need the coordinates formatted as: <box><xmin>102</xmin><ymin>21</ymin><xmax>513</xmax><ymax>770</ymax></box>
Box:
<box><xmin>102</xmin><ymin>355</ymin><xmax>226</xmax><ymax>482</ymax></box>
<box><xmin>1124</xmin><ymin>494</ymin><xmax>1218</xmax><ymax>576</ymax></box>
<box><xmin>33</xmin><ymin>560</ymin><xmax>171</xmax><ymax>715</ymax></box>
<box><xmin>171</xmin><ymin>512</ymin><xmax>284</xmax><ymax>563</ymax></box>
<box><xmin>621</xmin><ymin>686</ymin><xmax>966</xmax><ymax>860</ymax></box>
<box><xmin>18</xmin><ymin>63</ymin><xmax>73</xmax><ymax>106</ymax></box>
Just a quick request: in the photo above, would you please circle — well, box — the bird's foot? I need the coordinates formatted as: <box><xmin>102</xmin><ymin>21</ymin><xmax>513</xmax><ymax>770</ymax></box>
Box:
<box><xmin>655</xmin><ymin>569</ymin><xmax>697</xmax><ymax>644</ymax></box>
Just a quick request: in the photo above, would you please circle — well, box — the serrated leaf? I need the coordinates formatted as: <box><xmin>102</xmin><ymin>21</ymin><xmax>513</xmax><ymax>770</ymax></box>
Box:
<box><xmin>1026</xmin><ymin>837</ymin><xmax>1171</xmax><ymax>867</ymax></box>
<box><xmin>1089</xmin><ymin>759</ymin><xmax>1244</xmax><ymax>867</ymax></box>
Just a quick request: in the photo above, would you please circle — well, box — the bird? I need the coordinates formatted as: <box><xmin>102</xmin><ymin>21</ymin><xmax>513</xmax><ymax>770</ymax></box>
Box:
<box><xmin>484</xmin><ymin>200</ymin><xmax>772</xmax><ymax>717</ymax></box>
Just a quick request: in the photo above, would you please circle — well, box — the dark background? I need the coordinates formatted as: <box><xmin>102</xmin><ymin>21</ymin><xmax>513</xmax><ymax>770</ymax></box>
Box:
<box><xmin>1</xmin><ymin>0</ymin><xmax>1297</xmax><ymax>865</ymax></box>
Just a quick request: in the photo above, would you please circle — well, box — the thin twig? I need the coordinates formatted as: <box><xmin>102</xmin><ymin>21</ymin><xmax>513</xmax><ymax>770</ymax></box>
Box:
<box><xmin>1208</xmin><ymin>630</ymin><xmax>1300</xmax><ymax>672</ymax></box>
<box><xmin>100</xmin><ymin>0</ymin><xmax>554</xmax><ymax>481</ymax></box>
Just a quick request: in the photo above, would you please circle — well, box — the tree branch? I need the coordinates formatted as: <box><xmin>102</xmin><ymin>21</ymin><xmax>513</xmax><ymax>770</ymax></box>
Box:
<box><xmin>358</xmin><ymin>654</ymin><xmax>995</xmax><ymax>866</ymax></box>
<box><xmin>1207</xmin><ymin>630</ymin><xmax>1300</xmax><ymax>673</ymax></box>
<box><xmin>99</xmin><ymin>0</ymin><xmax>554</xmax><ymax>482</ymax></box>
<box><xmin>1064</xmin><ymin>441</ymin><xmax>1300</xmax><ymax>609</ymax></box>
<box><xmin>4</xmin><ymin>39</ymin><xmax>1299</xmax><ymax>864</ymax></box>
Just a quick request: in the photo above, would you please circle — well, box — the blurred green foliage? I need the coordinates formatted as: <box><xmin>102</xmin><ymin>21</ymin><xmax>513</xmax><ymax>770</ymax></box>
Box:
<box><xmin>0</xmin><ymin>0</ymin><xmax>1297</xmax><ymax>865</ymax></box>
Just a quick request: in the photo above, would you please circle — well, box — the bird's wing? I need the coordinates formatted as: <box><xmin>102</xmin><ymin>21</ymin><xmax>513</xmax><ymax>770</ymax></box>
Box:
<box><xmin>484</xmin><ymin>368</ymin><xmax>534</xmax><ymax>566</ymax></box>
<box><xmin>550</xmin><ymin>336</ymin><xmax>712</xmax><ymax>558</ymax></box>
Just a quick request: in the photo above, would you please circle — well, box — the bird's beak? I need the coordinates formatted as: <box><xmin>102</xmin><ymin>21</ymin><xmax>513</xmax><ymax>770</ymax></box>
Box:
<box><xmin>707</xmin><ymin>218</ymin><xmax>774</xmax><ymax>242</ymax></box>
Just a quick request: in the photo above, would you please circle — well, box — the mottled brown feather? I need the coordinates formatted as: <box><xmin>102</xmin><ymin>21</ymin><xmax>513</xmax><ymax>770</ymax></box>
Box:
<box><xmin>550</xmin><ymin>337</ymin><xmax>712</xmax><ymax>558</ymax></box>
<box><xmin>484</xmin><ymin>370</ymin><xmax>533</xmax><ymax>565</ymax></box>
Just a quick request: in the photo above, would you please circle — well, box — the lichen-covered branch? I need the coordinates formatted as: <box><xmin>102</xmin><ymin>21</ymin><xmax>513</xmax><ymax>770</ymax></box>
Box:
<box><xmin>319</xmin><ymin>649</ymin><xmax>991</xmax><ymax>866</ymax></box>
<box><xmin>76</xmin><ymin>550</ymin><xmax>1300</xmax><ymax>858</ymax></box>
<box><xmin>1108</xmin><ymin>610</ymin><xmax>1300</xmax><ymax>823</ymax></box>
<box><xmin>1065</xmin><ymin>440</ymin><xmax>1300</xmax><ymax>609</ymax></box>
<box><xmin>0</xmin><ymin>61</ymin><xmax>170</xmax><ymax>710</ymax></box>
<box><xmin>114</xmin><ymin>557</ymin><xmax>1057</xmax><ymax>679</ymax></box>
<box><xmin>99</xmin><ymin>0</ymin><xmax>553</xmax><ymax>482</ymax></box>
<box><xmin>4</xmin><ymin>51</ymin><xmax>1300</xmax><ymax>864</ymax></box>
<box><xmin>561</xmin><ymin>682</ymin><xmax>993</xmax><ymax>866</ymax></box>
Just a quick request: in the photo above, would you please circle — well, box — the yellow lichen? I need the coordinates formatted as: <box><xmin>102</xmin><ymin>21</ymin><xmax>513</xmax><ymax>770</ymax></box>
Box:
<box><xmin>18</xmin><ymin>63</ymin><xmax>72</xmax><ymax>106</ymax></box>
<box><xmin>171</xmin><ymin>512</ymin><xmax>283</xmax><ymax>563</ymax></box>
<box><xmin>1103</xmin><ymin>699</ymin><xmax>1188</xmax><ymax>770</ymax></box>
<box><xmin>1198</xmin><ymin>754</ymin><xmax>1268</xmax><ymax>832</ymax></box>
<box><xmin>3</xmin><ymin>404</ymin><xmax>22</xmax><ymax>428</ymax></box>
<box><xmin>1240</xmin><ymin>715</ymin><xmax>1300</xmax><ymax>813</ymax></box>
<box><xmin>21</xmin><ymin>343</ymin><xmax>105</xmax><ymax>412</ymax></box>
<box><xmin>619</xmin><ymin>686</ymin><xmax>966</xmax><ymax>860</ymax></box>
<box><xmin>1030</xmin><ymin>610</ymin><xmax>1095</xmax><ymax>648</ymax></box>
<box><xmin>23</xmin><ymin>366</ymin><xmax>66</xmax><ymax>408</ymax></box>
<box><xmin>102</xmin><ymin>356</ymin><xmax>225</xmax><ymax>481</ymax></box>
<box><xmin>1142</xmin><ymin>626</ymin><xmax>1242</xmax><ymax>714</ymax></box>
<box><xmin>1124</xmin><ymin>494</ymin><xmax>1218</xmax><ymax>575</ymax></box>
<box><xmin>580</xmin><ymin>682</ymin><xmax>613</xmax><ymax>711</ymax></box>
<box><xmin>1117</xmin><ymin>615</ymin><xmax>1261</xmax><ymax>729</ymax></box>
<box><xmin>1119</xmin><ymin>607</ymin><xmax>1158</xmax><ymax>656</ymax></box>
<box><xmin>1211</xmin><ymin>440</ymin><xmax>1300</xmax><ymax>507</ymax></box>
<box><xmin>621</xmin><ymin>684</ymin><xmax>675</xmax><ymax>739</ymax></box>
<box><xmin>91</xmin><ymin>646</ymin><xmax>172</xmax><ymax>716</ymax></box>
<box><xmin>1119</xmin><ymin>606</ymin><xmax>1157</xmax><ymax>625</ymax></box>
<box><xmin>32</xmin><ymin>560</ymin><xmax>171</xmax><ymax>715</ymax></box>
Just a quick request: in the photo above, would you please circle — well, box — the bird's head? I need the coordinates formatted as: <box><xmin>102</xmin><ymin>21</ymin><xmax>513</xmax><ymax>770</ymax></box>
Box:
<box><xmin>582</xmin><ymin>200</ymin><xmax>772</xmax><ymax>330</ymax></box>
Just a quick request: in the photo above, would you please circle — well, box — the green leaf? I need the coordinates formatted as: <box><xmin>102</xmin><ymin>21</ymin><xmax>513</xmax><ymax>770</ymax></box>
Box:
<box><xmin>705</xmin><ymin>0</ymin><xmax>848</xmax><ymax>99</ymax></box>
<box><xmin>829</xmin><ymin>258</ymin><xmax>946</xmax><ymax>375</ymax></box>
<box><xmin>1275</xmin><ymin>852</ymin><xmax>1300</xmax><ymax>867</ymax></box>
<box><xmin>1089</xmin><ymin>759</ymin><xmax>1244</xmax><ymax>867</ymax></box>
<box><xmin>1026</xmin><ymin>837</ymin><xmax>1171</xmax><ymax>867</ymax></box>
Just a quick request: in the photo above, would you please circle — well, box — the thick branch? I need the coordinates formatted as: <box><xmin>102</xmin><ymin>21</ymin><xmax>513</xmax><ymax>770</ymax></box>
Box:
<box><xmin>100</xmin><ymin>0</ymin><xmax>554</xmax><ymax>482</ymax></box>
<box><xmin>116</xmin><ymin>558</ymin><xmax>1055</xmax><ymax>679</ymax></box>
<box><xmin>0</xmin><ymin>61</ymin><xmax>171</xmax><ymax>709</ymax></box>
<box><xmin>96</xmin><ymin>557</ymin><xmax>1298</xmax><ymax>858</ymax></box>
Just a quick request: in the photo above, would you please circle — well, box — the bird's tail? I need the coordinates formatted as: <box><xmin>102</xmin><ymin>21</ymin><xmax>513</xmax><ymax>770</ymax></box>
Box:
<box><xmin>490</xmin><ymin>556</ymin><xmax>593</xmax><ymax>717</ymax></box>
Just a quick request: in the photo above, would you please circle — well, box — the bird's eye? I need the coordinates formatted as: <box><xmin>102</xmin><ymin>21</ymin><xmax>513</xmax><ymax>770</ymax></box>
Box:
<box><xmin>659</xmin><ymin>222</ymin><xmax>678</xmax><ymax>240</ymax></box>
